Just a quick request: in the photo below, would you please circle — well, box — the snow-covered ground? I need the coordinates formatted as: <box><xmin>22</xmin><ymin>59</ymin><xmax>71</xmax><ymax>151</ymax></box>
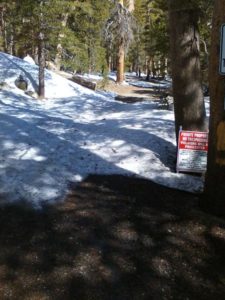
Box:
<box><xmin>0</xmin><ymin>52</ymin><xmax>204</xmax><ymax>207</ymax></box>
<box><xmin>128</xmin><ymin>79</ymin><xmax>171</xmax><ymax>89</ymax></box>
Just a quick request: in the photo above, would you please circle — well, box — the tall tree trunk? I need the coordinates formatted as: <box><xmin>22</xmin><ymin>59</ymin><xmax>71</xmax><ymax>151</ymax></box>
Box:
<box><xmin>146</xmin><ymin>58</ymin><xmax>151</xmax><ymax>81</ymax></box>
<box><xmin>117</xmin><ymin>43</ymin><xmax>125</xmax><ymax>83</ymax></box>
<box><xmin>0</xmin><ymin>5</ymin><xmax>6</xmax><ymax>51</ymax></box>
<box><xmin>108</xmin><ymin>53</ymin><xmax>112</xmax><ymax>73</ymax></box>
<box><xmin>152</xmin><ymin>59</ymin><xmax>156</xmax><ymax>78</ymax></box>
<box><xmin>38</xmin><ymin>1</ymin><xmax>45</xmax><ymax>99</ymax></box>
<box><xmin>38</xmin><ymin>31</ymin><xmax>45</xmax><ymax>99</ymax></box>
<box><xmin>55</xmin><ymin>43</ymin><xmax>63</xmax><ymax>71</ymax></box>
<box><xmin>116</xmin><ymin>0</ymin><xmax>125</xmax><ymax>83</ymax></box>
<box><xmin>128</xmin><ymin>0</ymin><xmax>134</xmax><ymax>12</ymax></box>
<box><xmin>201</xmin><ymin>0</ymin><xmax>225</xmax><ymax>216</ymax></box>
<box><xmin>116</xmin><ymin>0</ymin><xmax>134</xmax><ymax>83</ymax></box>
<box><xmin>0</xmin><ymin>6</ymin><xmax>8</xmax><ymax>52</ymax></box>
<box><xmin>8</xmin><ymin>23</ymin><xmax>15</xmax><ymax>55</ymax></box>
<box><xmin>168</xmin><ymin>2</ymin><xmax>207</xmax><ymax>140</ymax></box>
<box><xmin>164</xmin><ymin>58</ymin><xmax>168</xmax><ymax>76</ymax></box>
<box><xmin>55</xmin><ymin>13</ymin><xmax>69</xmax><ymax>71</ymax></box>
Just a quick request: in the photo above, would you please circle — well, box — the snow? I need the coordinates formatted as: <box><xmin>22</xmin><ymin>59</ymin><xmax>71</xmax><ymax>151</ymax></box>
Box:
<box><xmin>205</xmin><ymin>97</ymin><xmax>210</xmax><ymax>117</ymax></box>
<box><xmin>23</xmin><ymin>54</ymin><xmax>36</xmax><ymax>65</ymax></box>
<box><xmin>82</xmin><ymin>73</ymin><xmax>103</xmax><ymax>82</ymax></box>
<box><xmin>0</xmin><ymin>52</ymin><xmax>204</xmax><ymax>207</ymax></box>
<box><xmin>108</xmin><ymin>73</ymin><xmax>117</xmax><ymax>81</ymax></box>
<box><xmin>128</xmin><ymin>79</ymin><xmax>171</xmax><ymax>89</ymax></box>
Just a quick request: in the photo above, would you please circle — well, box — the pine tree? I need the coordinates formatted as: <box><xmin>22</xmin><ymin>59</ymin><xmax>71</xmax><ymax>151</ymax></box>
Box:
<box><xmin>57</xmin><ymin>0</ymin><xmax>111</xmax><ymax>74</ymax></box>
<box><xmin>127</xmin><ymin>0</ymin><xmax>169</xmax><ymax>78</ymax></box>
<box><xmin>168</xmin><ymin>0</ymin><xmax>207</xmax><ymax>140</ymax></box>
<box><xmin>104</xmin><ymin>0</ymin><xmax>135</xmax><ymax>83</ymax></box>
<box><xmin>37</xmin><ymin>0</ymin><xmax>45</xmax><ymax>99</ymax></box>
<box><xmin>127</xmin><ymin>0</ymin><xmax>146</xmax><ymax>76</ymax></box>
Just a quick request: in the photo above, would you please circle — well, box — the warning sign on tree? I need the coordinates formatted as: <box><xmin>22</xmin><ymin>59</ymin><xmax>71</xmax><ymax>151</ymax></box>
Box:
<box><xmin>177</xmin><ymin>130</ymin><xmax>208</xmax><ymax>173</ymax></box>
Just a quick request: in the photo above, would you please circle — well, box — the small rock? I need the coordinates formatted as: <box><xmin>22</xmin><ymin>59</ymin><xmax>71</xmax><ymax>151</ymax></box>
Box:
<box><xmin>15</xmin><ymin>75</ymin><xmax>28</xmax><ymax>91</ymax></box>
<box><xmin>0</xmin><ymin>82</ymin><xmax>10</xmax><ymax>90</ymax></box>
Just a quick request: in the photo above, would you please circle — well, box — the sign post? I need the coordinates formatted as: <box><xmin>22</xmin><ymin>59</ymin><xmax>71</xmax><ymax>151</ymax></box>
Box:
<box><xmin>177</xmin><ymin>130</ymin><xmax>208</xmax><ymax>174</ymax></box>
<box><xmin>220</xmin><ymin>24</ymin><xmax>225</xmax><ymax>110</ymax></box>
<box><xmin>220</xmin><ymin>24</ymin><xmax>225</xmax><ymax>75</ymax></box>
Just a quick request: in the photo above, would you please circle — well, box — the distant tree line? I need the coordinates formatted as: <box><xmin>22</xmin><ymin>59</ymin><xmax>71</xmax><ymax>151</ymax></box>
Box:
<box><xmin>0</xmin><ymin>1</ymin><xmax>212</xmax><ymax>85</ymax></box>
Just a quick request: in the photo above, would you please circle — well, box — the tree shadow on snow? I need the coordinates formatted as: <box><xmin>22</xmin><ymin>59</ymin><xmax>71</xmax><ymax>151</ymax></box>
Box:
<box><xmin>0</xmin><ymin>88</ymin><xmax>177</xmax><ymax>206</ymax></box>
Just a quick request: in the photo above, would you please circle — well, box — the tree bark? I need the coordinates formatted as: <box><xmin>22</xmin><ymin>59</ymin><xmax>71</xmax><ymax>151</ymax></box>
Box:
<box><xmin>38</xmin><ymin>1</ymin><xmax>45</xmax><ymax>99</ymax></box>
<box><xmin>145</xmin><ymin>57</ymin><xmax>150</xmax><ymax>81</ymax></box>
<box><xmin>108</xmin><ymin>53</ymin><xmax>112</xmax><ymax>73</ymax></box>
<box><xmin>8</xmin><ymin>23</ymin><xmax>15</xmax><ymax>55</ymax></box>
<box><xmin>55</xmin><ymin>13</ymin><xmax>69</xmax><ymax>71</ymax></box>
<box><xmin>0</xmin><ymin>5</ymin><xmax>8</xmax><ymax>53</ymax></box>
<box><xmin>116</xmin><ymin>0</ymin><xmax>134</xmax><ymax>83</ymax></box>
<box><xmin>128</xmin><ymin>0</ymin><xmax>134</xmax><ymax>12</ymax></box>
<box><xmin>152</xmin><ymin>59</ymin><xmax>156</xmax><ymax>78</ymax></box>
<box><xmin>116</xmin><ymin>43</ymin><xmax>125</xmax><ymax>83</ymax></box>
<box><xmin>116</xmin><ymin>0</ymin><xmax>125</xmax><ymax>83</ymax></box>
<box><xmin>38</xmin><ymin>31</ymin><xmax>45</xmax><ymax>99</ymax></box>
<box><xmin>0</xmin><ymin>5</ymin><xmax>6</xmax><ymax>51</ymax></box>
<box><xmin>168</xmin><ymin>3</ymin><xmax>207</xmax><ymax>140</ymax></box>
<box><xmin>201</xmin><ymin>0</ymin><xmax>225</xmax><ymax>216</ymax></box>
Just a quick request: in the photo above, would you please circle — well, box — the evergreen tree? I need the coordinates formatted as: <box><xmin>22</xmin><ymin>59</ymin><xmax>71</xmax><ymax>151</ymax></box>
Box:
<box><xmin>57</xmin><ymin>0</ymin><xmax>111</xmax><ymax>74</ymax></box>
<box><xmin>168</xmin><ymin>0</ymin><xmax>207</xmax><ymax>140</ymax></box>
<box><xmin>105</xmin><ymin>0</ymin><xmax>135</xmax><ymax>83</ymax></box>
<box><xmin>126</xmin><ymin>0</ymin><xmax>169</xmax><ymax>78</ymax></box>
<box><xmin>127</xmin><ymin>0</ymin><xmax>147</xmax><ymax>76</ymax></box>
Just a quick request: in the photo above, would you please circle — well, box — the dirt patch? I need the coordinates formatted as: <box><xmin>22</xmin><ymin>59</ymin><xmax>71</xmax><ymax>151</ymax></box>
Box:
<box><xmin>103</xmin><ymin>76</ymin><xmax>172</xmax><ymax>104</ymax></box>
<box><xmin>105</xmin><ymin>81</ymin><xmax>153</xmax><ymax>97</ymax></box>
<box><xmin>114</xmin><ymin>95</ymin><xmax>146</xmax><ymax>103</ymax></box>
<box><xmin>57</xmin><ymin>71</ymin><xmax>168</xmax><ymax>103</ymax></box>
<box><xmin>0</xmin><ymin>175</ymin><xmax>225</xmax><ymax>299</ymax></box>
<box><xmin>104</xmin><ymin>80</ymin><xmax>158</xmax><ymax>102</ymax></box>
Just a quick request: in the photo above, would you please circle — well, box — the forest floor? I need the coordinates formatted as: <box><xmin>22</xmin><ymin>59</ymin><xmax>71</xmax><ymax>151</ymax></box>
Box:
<box><xmin>0</xmin><ymin>175</ymin><xmax>225</xmax><ymax>300</ymax></box>
<box><xmin>0</xmin><ymin>78</ymin><xmax>225</xmax><ymax>299</ymax></box>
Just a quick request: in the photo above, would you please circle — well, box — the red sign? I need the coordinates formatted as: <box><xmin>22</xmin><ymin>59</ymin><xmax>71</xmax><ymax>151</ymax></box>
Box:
<box><xmin>179</xmin><ymin>131</ymin><xmax>208</xmax><ymax>151</ymax></box>
<box><xmin>177</xmin><ymin>130</ymin><xmax>208</xmax><ymax>173</ymax></box>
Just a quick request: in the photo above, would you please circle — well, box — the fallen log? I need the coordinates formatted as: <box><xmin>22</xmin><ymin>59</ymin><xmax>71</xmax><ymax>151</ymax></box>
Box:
<box><xmin>70</xmin><ymin>75</ymin><xmax>97</xmax><ymax>90</ymax></box>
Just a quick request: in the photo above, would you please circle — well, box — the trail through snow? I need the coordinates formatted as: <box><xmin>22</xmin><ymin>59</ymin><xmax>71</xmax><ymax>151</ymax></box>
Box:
<box><xmin>0</xmin><ymin>52</ymin><xmax>204</xmax><ymax>206</ymax></box>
